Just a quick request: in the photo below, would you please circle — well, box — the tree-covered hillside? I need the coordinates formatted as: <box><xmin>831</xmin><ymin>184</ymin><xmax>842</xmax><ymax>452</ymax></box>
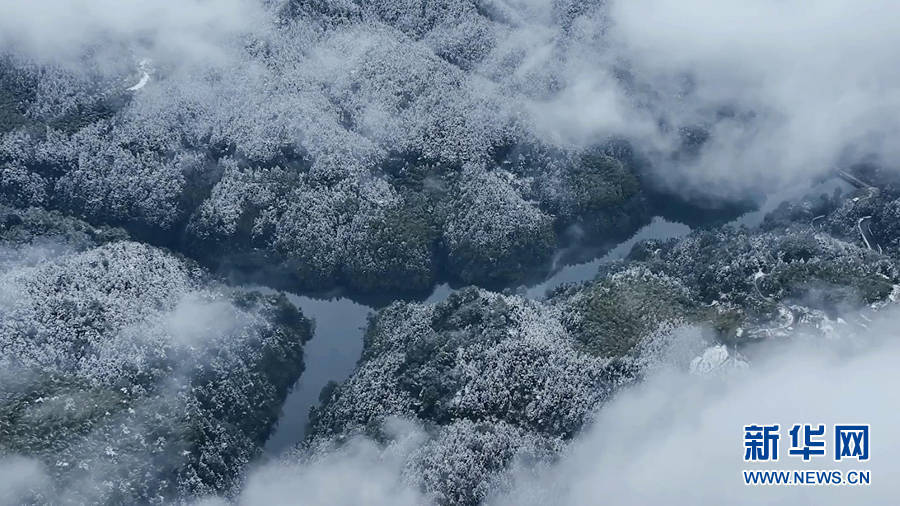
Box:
<box><xmin>1</xmin><ymin>210</ymin><xmax>311</xmax><ymax>503</ymax></box>
<box><xmin>2</xmin><ymin>1</ymin><xmax>899</xmax><ymax>504</ymax></box>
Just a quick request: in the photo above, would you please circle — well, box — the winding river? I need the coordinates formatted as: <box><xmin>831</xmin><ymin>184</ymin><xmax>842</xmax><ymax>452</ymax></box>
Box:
<box><xmin>264</xmin><ymin>174</ymin><xmax>854</xmax><ymax>455</ymax></box>
<box><xmin>263</xmin><ymin>216</ymin><xmax>692</xmax><ymax>455</ymax></box>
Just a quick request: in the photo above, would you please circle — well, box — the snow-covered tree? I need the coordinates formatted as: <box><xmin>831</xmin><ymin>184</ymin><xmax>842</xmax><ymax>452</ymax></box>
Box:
<box><xmin>0</xmin><ymin>240</ymin><xmax>312</xmax><ymax>504</ymax></box>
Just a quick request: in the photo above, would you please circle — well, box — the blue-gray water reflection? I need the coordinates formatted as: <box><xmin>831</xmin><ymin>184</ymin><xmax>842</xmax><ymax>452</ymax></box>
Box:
<box><xmin>264</xmin><ymin>216</ymin><xmax>693</xmax><ymax>454</ymax></box>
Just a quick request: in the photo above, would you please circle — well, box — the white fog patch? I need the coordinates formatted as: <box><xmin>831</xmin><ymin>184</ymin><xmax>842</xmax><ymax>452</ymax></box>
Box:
<box><xmin>0</xmin><ymin>239</ymin><xmax>75</xmax><ymax>273</ymax></box>
<box><xmin>0</xmin><ymin>241</ymin><xmax>310</xmax><ymax>504</ymax></box>
<box><xmin>240</xmin><ymin>418</ymin><xmax>427</xmax><ymax>506</ymax></box>
<box><xmin>0</xmin><ymin>240</ymin><xmax>75</xmax><ymax>320</ymax></box>
<box><xmin>517</xmin><ymin>0</ymin><xmax>900</xmax><ymax>199</ymax></box>
<box><xmin>0</xmin><ymin>0</ymin><xmax>267</xmax><ymax>67</ymax></box>
<box><xmin>0</xmin><ymin>456</ymin><xmax>50</xmax><ymax>506</ymax></box>
<box><xmin>489</xmin><ymin>309</ymin><xmax>900</xmax><ymax>505</ymax></box>
<box><xmin>161</xmin><ymin>293</ymin><xmax>245</xmax><ymax>348</ymax></box>
<box><xmin>603</xmin><ymin>0</ymin><xmax>900</xmax><ymax>198</ymax></box>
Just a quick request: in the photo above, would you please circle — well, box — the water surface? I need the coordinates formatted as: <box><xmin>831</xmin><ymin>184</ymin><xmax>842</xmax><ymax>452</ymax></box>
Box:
<box><xmin>263</xmin><ymin>295</ymin><xmax>370</xmax><ymax>454</ymax></box>
<box><xmin>524</xmin><ymin>217</ymin><xmax>691</xmax><ymax>298</ymax></box>
<box><xmin>264</xmin><ymin>216</ymin><xmax>693</xmax><ymax>454</ymax></box>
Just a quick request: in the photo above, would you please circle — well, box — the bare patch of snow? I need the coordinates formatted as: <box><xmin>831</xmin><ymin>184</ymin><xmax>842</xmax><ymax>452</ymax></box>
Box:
<box><xmin>690</xmin><ymin>345</ymin><xmax>749</xmax><ymax>375</ymax></box>
<box><xmin>126</xmin><ymin>58</ymin><xmax>152</xmax><ymax>91</ymax></box>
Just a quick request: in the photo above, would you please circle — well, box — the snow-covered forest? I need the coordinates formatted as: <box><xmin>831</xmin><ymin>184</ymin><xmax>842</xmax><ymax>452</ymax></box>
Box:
<box><xmin>2</xmin><ymin>1</ymin><xmax>900</xmax><ymax>504</ymax></box>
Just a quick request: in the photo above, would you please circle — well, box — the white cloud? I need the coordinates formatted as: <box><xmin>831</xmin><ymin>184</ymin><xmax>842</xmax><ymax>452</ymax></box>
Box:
<box><xmin>528</xmin><ymin>0</ymin><xmax>900</xmax><ymax>199</ymax></box>
<box><xmin>0</xmin><ymin>456</ymin><xmax>50</xmax><ymax>506</ymax></box>
<box><xmin>0</xmin><ymin>0</ymin><xmax>267</xmax><ymax>67</ymax></box>
<box><xmin>490</xmin><ymin>309</ymin><xmax>900</xmax><ymax>505</ymax></box>
<box><xmin>239</xmin><ymin>418</ymin><xmax>426</xmax><ymax>506</ymax></box>
<box><xmin>161</xmin><ymin>293</ymin><xmax>245</xmax><ymax>348</ymax></box>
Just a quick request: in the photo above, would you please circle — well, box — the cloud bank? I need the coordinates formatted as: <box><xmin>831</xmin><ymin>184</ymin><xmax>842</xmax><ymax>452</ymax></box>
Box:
<box><xmin>491</xmin><ymin>308</ymin><xmax>900</xmax><ymax>505</ymax></box>
<box><xmin>528</xmin><ymin>0</ymin><xmax>900</xmax><ymax>199</ymax></box>
<box><xmin>617</xmin><ymin>0</ymin><xmax>900</xmax><ymax>196</ymax></box>
<box><xmin>239</xmin><ymin>418</ymin><xmax>427</xmax><ymax>506</ymax></box>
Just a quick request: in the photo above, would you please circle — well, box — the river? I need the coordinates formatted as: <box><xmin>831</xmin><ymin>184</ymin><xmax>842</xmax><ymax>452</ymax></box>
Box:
<box><xmin>263</xmin><ymin>215</ymin><xmax>693</xmax><ymax>455</ymax></box>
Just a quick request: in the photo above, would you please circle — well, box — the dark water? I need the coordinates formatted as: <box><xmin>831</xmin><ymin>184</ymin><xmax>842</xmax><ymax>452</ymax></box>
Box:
<box><xmin>523</xmin><ymin>217</ymin><xmax>691</xmax><ymax>299</ymax></box>
<box><xmin>263</xmin><ymin>216</ymin><xmax>693</xmax><ymax>454</ymax></box>
<box><xmin>263</xmin><ymin>178</ymin><xmax>855</xmax><ymax>455</ymax></box>
<box><xmin>726</xmin><ymin>177</ymin><xmax>851</xmax><ymax>229</ymax></box>
<box><xmin>262</xmin><ymin>294</ymin><xmax>371</xmax><ymax>454</ymax></box>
